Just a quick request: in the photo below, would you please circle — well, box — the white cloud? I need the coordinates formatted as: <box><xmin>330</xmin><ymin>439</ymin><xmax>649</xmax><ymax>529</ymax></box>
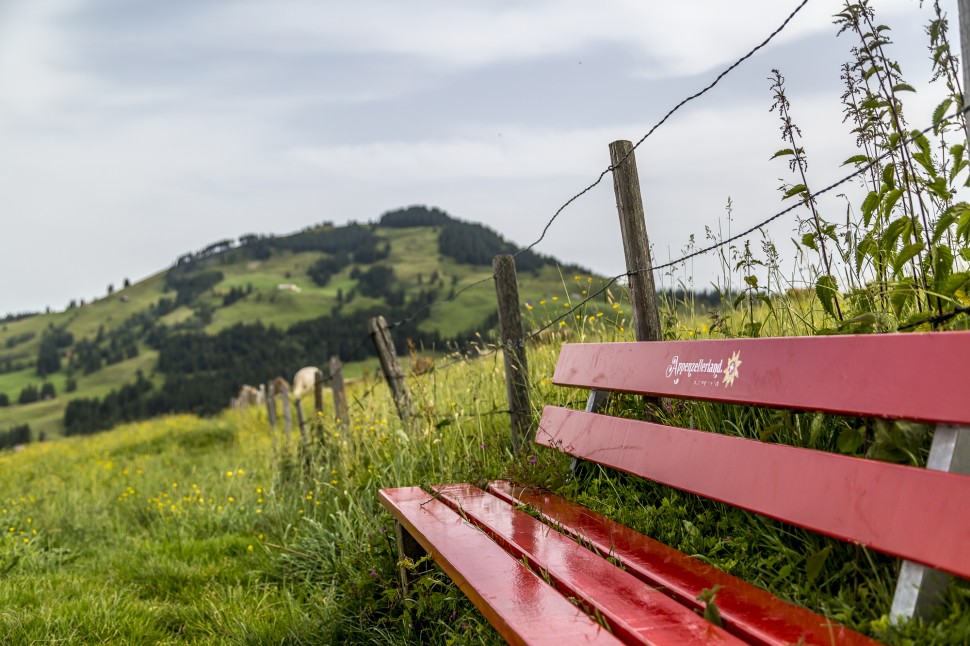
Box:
<box><xmin>0</xmin><ymin>0</ymin><xmax>93</xmax><ymax>124</ymax></box>
<box><xmin>202</xmin><ymin>0</ymin><xmax>926</xmax><ymax>76</ymax></box>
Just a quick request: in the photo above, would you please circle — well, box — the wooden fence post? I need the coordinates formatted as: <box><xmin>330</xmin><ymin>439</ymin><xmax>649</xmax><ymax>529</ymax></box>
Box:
<box><xmin>368</xmin><ymin>316</ymin><xmax>414</xmax><ymax>426</ymax></box>
<box><xmin>329</xmin><ymin>355</ymin><xmax>349</xmax><ymax>428</ymax></box>
<box><xmin>610</xmin><ymin>140</ymin><xmax>663</xmax><ymax>415</ymax></box>
<box><xmin>314</xmin><ymin>369</ymin><xmax>325</xmax><ymax>416</ymax></box>
<box><xmin>265</xmin><ymin>382</ymin><xmax>278</xmax><ymax>430</ymax></box>
<box><xmin>295</xmin><ymin>402</ymin><xmax>308</xmax><ymax>442</ymax></box>
<box><xmin>493</xmin><ymin>254</ymin><xmax>531</xmax><ymax>453</ymax></box>
<box><xmin>280</xmin><ymin>383</ymin><xmax>292</xmax><ymax>443</ymax></box>
<box><xmin>960</xmin><ymin>0</ymin><xmax>970</xmax><ymax>110</ymax></box>
<box><xmin>609</xmin><ymin>140</ymin><xmax>663</xmax><ymax>343</ymax></box>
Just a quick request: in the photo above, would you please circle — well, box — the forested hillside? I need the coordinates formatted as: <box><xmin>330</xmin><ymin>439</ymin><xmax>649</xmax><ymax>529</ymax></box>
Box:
<box><xmin>0</xmin><ymin>206</ymin><xmax>591</xmax><ymax>439</ymax></box>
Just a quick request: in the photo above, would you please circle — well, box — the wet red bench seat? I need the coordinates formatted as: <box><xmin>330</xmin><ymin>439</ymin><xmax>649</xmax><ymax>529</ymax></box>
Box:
<box><xmin>379</xmin><ymin>331</ymin><xmax>970</xmax><ymax>645</ymax></box>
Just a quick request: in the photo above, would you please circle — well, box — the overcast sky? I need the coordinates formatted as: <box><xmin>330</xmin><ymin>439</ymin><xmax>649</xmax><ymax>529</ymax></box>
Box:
<box><xmin>0</xmin><ymin>0</ymin><xmax>961</xmax><ymax>315</ymax></box>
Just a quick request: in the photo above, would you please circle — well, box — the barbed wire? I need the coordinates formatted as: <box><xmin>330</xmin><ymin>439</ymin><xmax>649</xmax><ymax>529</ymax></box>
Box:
<box><xmin>387</xmin><ymin>273</ymin><xmax>495</xmax><ymax>330</ymax></box>
<box><xmin>514</xmin><ymin>0</ymin><xmax>810</xmax><ymax>261</ymax></box>
<box><xmin>337</xmin><ymin>0</ymin><xmax>812</xmax><ymax>349</ymax></box>
<box><xmin>345</xmin><ymin>102</ymin><xmax>970</xmax><ymax>389</ymax></box>
<box><xmin>334</xmin><ymin>271</ymin><xmax>498</xmax><ymax>392</ymax></box>
<box><xmin>351</xmin><ymin>375</ymin><xmax>386</xmax><ymax>409</ymax></box>
<box><xmin>344</xmin><ymin>334</ymin><xmax>375</xmax><ymax>366</ymax></box>
<box><xmin>516</xmin><ymin>105</ymin><xmax>970</xmax><ymax>345</ymax></box>
<box><xmin>325</xmin><ymin>23</ymin><xmax>970</xmax><ymax>397</ymax></box>
<box><xmin>897</xmin><ymin>305</ymin><xmax>970</xmax><ymax>331</ymax></box>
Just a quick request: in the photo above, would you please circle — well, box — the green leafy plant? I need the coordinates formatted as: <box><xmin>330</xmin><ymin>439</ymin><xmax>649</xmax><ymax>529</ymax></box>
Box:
<box><xmin>768</xmin><ymin>0</ymin><xmax>970</xmax><ymax>331</ymax></box>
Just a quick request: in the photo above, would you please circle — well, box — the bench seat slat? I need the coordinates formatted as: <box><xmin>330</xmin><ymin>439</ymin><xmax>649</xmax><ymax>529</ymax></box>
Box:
<box><xmin>432</xmin><ymin>483</ymin><xmax>743</xmax><ymax>645</ymax></box>
<box><xmin>537</xmin><ymin>406</ymin><xmax>970</xmax><ymax>580</ymax></box>
<box><xmin>552</xmin><ymin>333</ymin><xmax>970</xmax><ymax>425</ymax></box>
<box><xmin>378</xmin><ymin>486</ymin><xmax>625</xmax><ymax>646</ymax></box>
<box><xmin>488</xmin><ymin>480</ymin><xmax>878</xmax><ymax>646</ymax></box>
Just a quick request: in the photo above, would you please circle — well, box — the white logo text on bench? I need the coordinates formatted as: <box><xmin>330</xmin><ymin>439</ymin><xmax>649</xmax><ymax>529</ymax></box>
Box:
<box><xmin>665</xmin><ymin>350</ymin><xmax>742</xmax><ymax>387</ymax></box>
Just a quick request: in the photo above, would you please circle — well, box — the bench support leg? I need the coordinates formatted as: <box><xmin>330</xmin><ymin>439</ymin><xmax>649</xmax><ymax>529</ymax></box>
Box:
<box><xmin>394</xmin><ymin>520</ymin><xmax>428</xmax><ymax>596</ymax></box>
<box><xmin>570</xmin><ymin>389</ymin><xmax>611</xmax><ymax>475</ymax></box>
<box><xmin>891</xmin><ymin>424</ymin><xmax>970</xmax><ymax>621</ymax></box>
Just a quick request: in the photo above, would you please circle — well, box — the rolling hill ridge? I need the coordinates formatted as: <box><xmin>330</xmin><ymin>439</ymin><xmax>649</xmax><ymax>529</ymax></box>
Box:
<box><xmin>0</xmin><ymin>206</ymin><xmax>592</xmax><ymax>440</ymax></box>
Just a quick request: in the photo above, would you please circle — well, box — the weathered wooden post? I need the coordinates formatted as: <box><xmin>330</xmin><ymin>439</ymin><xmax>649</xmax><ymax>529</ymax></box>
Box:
<box><xmin>265</xmin><ymin>382</ymin><xmax>278</xmax><ymax>430</ymax></box>
<box><xmin>394</xmin><ymin>521</ymin><xmax>429</xmax><ymax>597</ymax></box>
<box><xmin>961</xmin><ymin>0</ymin><xmax>970</xmax><ymax>107</ymax></box>
<box><xmin>313</xmin><ymin>369</ymin><xmax>325</xmax><ymax>416</ymax></box>
<box><xmin>609</xmin><ymin>139</ymin><xmax>663</xmax><ymax>343</ymax></box>
<box><xmin>493</xmin><ymin>254</ymin><xmax>531</xmax><ymax>453</ymax></box>
<box><xmin>295</xmin><ymin>401</ymin><xmax>308</xmax><ymax>442</ymax></box>
<box><xmin>293</xmin><ymin>395</ymin><xmax>313</xmax><ymax>479</ymax></box>
<box><xmin>891</xmin><ymin>2</ymin><xmax>970</xmax><ymax>622</ymax></box>
<box><xmin>609</xmin><ymin>140</ymin><xmax>664</xmax><ymax>417</ymax></box>
<box><xmin>368</xmin><ymin>316</ymin><xmax>414</xmax><ymax>426</ymax></box>
<box><xmin>280</xmin><ymin>382</ymin><xmax>292</xmax><ymax>444</ymax></box>
<box><xmin>329</xmin><ymin>355</ymin><xmax>349</xmax><ymax>429</ymax></box>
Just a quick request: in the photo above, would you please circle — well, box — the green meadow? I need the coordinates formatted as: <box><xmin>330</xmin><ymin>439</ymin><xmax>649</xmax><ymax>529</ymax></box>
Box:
<box><xmin>1</xmin><ymin>294</ymin><xmax>967</xmax><ymax>644</ymax></box>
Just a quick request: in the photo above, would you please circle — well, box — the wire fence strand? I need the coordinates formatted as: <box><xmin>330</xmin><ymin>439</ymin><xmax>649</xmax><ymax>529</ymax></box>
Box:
<box><xmin>301</xmin><ymin>11</ymin><xmax>970</xmax><ymax>399</ymax></box>
<box><xmin>336</xmin><ymin>0</ymin><xmax>815</xmax><ymax>357</ymax></box>
<box><xmin>516</xmin><ymin>106</ymin><xmax>970</xmax><ymax>344</ymax></box>
<box><xmin>340</xmin><ymin>104</ymin><xmax>970</xmax><ymax>386</ymax></box>
<box><xmin>514</xmin><ymin>0</ymin><xmax>810</xmax><ymax>261</ymax></box>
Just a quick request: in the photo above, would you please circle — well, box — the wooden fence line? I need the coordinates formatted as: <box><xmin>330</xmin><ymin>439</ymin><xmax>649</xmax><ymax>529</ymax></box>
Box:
<box><xmin>275</xmin><ymin>140</ymin><xmax>665</xmax><ymax>451</ymax></box>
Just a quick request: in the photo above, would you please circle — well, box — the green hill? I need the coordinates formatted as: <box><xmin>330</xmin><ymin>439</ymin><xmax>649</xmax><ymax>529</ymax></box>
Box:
<box><xmin>0</xmin><ymin>206</ymin><xmax>594</xmax><ymax>439</ymax></box>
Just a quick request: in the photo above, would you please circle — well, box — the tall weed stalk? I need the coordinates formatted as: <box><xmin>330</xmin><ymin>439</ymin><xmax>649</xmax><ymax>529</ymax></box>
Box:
<box><xmin>770</xmin><ymin>0</ymin><xmax>970</xmax><ymax>331</ymax></box>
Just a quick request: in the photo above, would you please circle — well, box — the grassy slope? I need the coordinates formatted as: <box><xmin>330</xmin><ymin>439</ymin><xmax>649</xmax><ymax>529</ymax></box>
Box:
<box><xmin>0</xmin><ymin>412</ymin><xmax>322</xmax><ymax>644</ymax></box>
<box><xmin>0</xmin><ymin>351</ymin><xmax>160</xmax><ymax>437</ymax></box>
<box><xmin>0</xmin><ymin>272</ymin><xmax>170</xmax><ymax>351</ymax></box>
<box><xmin>0</xmin><ymin>224</ymin><xmax>591</xmax><ymax>436</ymax></box>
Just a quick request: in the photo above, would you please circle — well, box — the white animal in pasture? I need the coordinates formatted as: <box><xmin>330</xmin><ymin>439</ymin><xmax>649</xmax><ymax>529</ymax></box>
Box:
<box><xmin>235</xmin><ymin>384</ymin><xmax>264</xmax><ymax>407</ymax></box>
<box><xmin>268</xmin><ymin>376</ymin><xmax>290</xmax><ymax>397</ymax></box>
<box><xmin>292</xmin><ymin>366</ymin><xmax>323</xmax><ymax>400</ymax></box>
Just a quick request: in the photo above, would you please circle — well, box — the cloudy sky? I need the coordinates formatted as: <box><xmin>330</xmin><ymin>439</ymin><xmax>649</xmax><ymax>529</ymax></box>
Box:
<box><xmin>0</xmin><ymin>0</ymin><xmax>961</xmax><ymax>315</ymax></box>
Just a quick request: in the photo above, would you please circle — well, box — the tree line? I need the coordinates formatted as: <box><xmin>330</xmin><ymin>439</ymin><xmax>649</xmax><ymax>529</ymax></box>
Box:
<box><xmin>62</xmin><ymin>299</ymin><xmax>487</xmax><ymax>435</ymax></box>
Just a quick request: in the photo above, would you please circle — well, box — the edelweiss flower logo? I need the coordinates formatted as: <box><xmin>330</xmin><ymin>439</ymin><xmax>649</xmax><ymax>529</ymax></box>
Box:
<box><xmin>722</xmin><ymin>351</ymin><xmax>742</xmax><ymax>387</ymax></box>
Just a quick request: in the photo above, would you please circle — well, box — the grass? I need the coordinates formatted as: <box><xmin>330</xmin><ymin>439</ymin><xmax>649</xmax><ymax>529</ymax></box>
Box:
<box><xmin>0</xmin><ymin>412</ymin><xmax>330</xmax><ymax>644</ymax></box>
<box><xmin>1</xmin><ymin>293</ymin><xmax>968</xmax><ymax>644</ymax></box>
<box><xmin>278</xmin><ymin>289</ymin><xmax>970</xmax><ymax>645</ymax></box>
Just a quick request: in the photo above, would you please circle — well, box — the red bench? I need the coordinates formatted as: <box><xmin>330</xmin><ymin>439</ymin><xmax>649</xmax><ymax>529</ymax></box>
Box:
<box><xmin>379</xmin><ymin>331</ymin><xmax>970</xmax><ymax>645</ymax></box>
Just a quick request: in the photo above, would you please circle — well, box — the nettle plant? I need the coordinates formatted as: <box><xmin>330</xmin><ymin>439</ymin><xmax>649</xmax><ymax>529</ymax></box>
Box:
<box><xmin>772</xmin><ymin>0</ymin><xmax>970</xmax><ymax>331</ymax></box>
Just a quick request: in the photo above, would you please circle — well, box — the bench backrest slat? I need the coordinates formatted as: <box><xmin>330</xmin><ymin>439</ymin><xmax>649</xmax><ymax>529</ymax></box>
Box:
<box><xmin>537</xmin><ymin>406</ymin><xmax>970</xmax><ymax>579</ymax></box>
<box><xmin>552</xmin><ymin>332</ymin><xmax>970</xmax><ymax>425</ymax></box>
